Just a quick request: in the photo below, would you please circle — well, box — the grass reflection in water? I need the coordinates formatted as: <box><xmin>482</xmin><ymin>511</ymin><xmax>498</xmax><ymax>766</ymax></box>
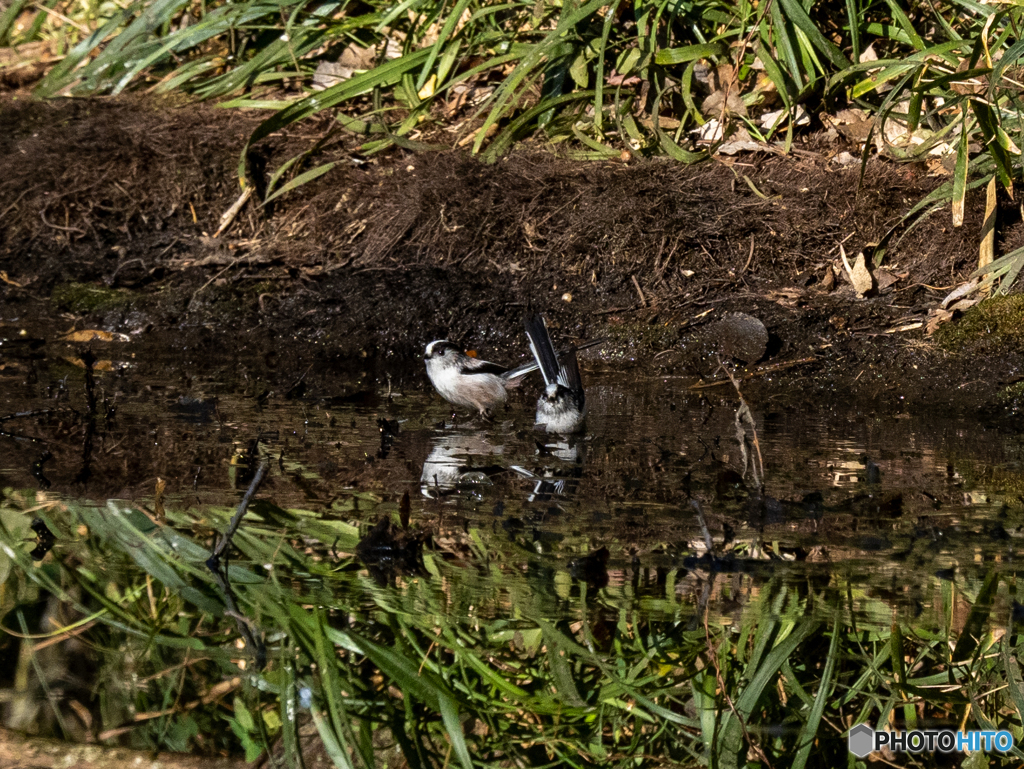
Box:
<box><xmin>2</xmin><ymin>467</ymin><xmax>1024</xmax><ymax>768</ymax></box>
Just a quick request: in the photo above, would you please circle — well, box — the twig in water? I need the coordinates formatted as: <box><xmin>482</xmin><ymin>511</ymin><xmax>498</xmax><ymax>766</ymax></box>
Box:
<box><xmin>715</xmin><ymin>355</ymin><xmax>764</xmax><ymax>486</ymax></box>
<box><xmin>687</xmin><ymin>356</ymin><xmax>816</xmax><ymax>389</ymax></box>
<box><xmin>690</xmin><ymin>499</ymin><xmax>715</xmax><ymax>553</ymax></box>
<box><xmin>0</xmin><ymin>409</ymin><xmax>56</xmax><ymax>423</ymax></box>
<box><xmin>208</xmin><ymin>457</ymin><xmax>269</xmax><ymax>564</ymax></box>
<box><xmin>205</xmin><ymin>457</ymin><xmax>270</xmax><ymax>668</ymax></box>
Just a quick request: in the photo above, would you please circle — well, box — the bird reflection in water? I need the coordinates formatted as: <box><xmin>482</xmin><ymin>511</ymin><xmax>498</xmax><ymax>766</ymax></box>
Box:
<box><xmin>524</xmin><ymin>436</ymin><xmax>586</xmax><ymax>505</ymax></box>
<box><xmin>417</xmin><ymin>426</ymin><xmax>587</xmax><ymax>510</ymax></box>
<box><xmin>420</xmin><ymin>429</ymin><xmax>510</xmax><ymax>499</ymax></box>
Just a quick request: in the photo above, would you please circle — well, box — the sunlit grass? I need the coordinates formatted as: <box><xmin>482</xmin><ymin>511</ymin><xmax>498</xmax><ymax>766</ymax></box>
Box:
<box><xmin>7</xmin><ymin>2</ymin><xmax>1024</xmax><ymax>285</ymax></box>
<box><xmin>5</xmin><ymin>2</ymin><xmax>1020</xmax><ymax>164</ymax></box>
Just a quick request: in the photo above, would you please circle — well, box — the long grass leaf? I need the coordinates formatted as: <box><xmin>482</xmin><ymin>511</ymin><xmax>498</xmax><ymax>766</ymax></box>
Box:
<box><xmin>791</xmin><ymin>610</ymin><xmax>840</xmax><ymax>769</ymax></box>
<box><xmin>719</xmin><ymin>620</ymin><xmax>819</xmax><ymax>761</ymax></box>
<box><xmin>777</xmin><ymin>0</ymin><xmax>849</xmax><ymax>69</ymax></box>
<box><xmin>950</xmin><ymin>570</ymin><xmax>999</xmax><ymax>673</ymax></box>
<box><xmin>472</xmin><ymin>0</ymin><xmax>607</xmax><ymax>154</ymax></box>
<box><xmin>416</xmin><ymin>0</ymin><xmax>472</xmax><ymax>92</ymax></box>
<box><xmin>480</xmin><ymin>91</ymin><xmax>594</xmax><ymax>161</ymax></box>
<box><xmin>654</xmin><ymin>41</ymin><xmax>728</xmax><ymax>66</ymax></box>
<box><xmin>845</xmin><ymin>0</ymin><xmax>860</xmax><ymax>62</ymax></box>
<box><xmin>35</xmin><ymin>9</ymin><xmax>135</xmax><ymax>96</ymax></box>
<box><xmin>952</xmin><ymin>117</ymin><xmax>969</xmax><ymax>227</ymax></box>
<box><xmin>593</xmin><ymin>0</ymin><xmax>622</xmax><ymax>134</ymax></box>
<box><xmin>264</xmin><ymin>162</ymin><xmax>337</xmax><ymax>204</ymax></box>
<box><xmin>972</xmin><ymin>245</ymin><xmax>1024</xmax><ymax>278</ymax></box>
<box><xmin>881</xmin><ymin>0</ymin><xmax>925</xmax><ymax>50</ymax></box>
<box><xmin>438</xmin><ymin>694</ymin><xmax>473</xmax><ymax>769</ymax></box>
<box><xmin>311</xmin><ymin>709</ymin><xmax>357</xmax><ymax>769</ymax></box>
<box><xmin>0</xmin><ymin>0</ymin><xmax>30</xmax><ymax>46</ymax></box>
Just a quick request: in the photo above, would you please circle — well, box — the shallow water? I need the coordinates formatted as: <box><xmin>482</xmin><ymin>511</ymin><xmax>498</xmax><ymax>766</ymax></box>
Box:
<box><xmin>3</xmin><ymin>339</ymin><xmax>1022</xmax><ymax>632</ymax></box>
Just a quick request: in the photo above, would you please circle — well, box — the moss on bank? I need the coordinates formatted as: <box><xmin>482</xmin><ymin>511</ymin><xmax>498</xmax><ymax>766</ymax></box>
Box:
<box><xmin>935</xmin><ymin>295</ymin><xmax>1024</xmax><ymax>351</ymax></box>
<box><xmin>52</xmin><ymin>282</ymin><xmax>133</xmax><ymax>314</ymax></box>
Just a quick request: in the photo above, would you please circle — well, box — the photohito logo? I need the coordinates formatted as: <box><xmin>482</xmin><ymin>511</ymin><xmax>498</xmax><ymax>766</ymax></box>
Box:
<box><xmin>848</xmin><ymin>724</ymin><xmax>1014</xmax><ymax>757</ymax></box>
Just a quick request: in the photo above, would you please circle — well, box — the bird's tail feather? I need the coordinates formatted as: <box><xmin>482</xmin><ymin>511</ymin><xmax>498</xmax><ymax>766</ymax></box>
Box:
<box><xmin>502</xmin><ymin>331</ymin><xmax>605</xmax><ymax>383</ymax></box>
<box><xmin>525</xmin><ymin>315</ymin><xmax>561</xmax><ymax>386</ymax></box>
<box><xmin>558</xmin><ymin>347</ymin><xmax>583</xmax><ymax>393</ymax></box>
<box><xmin>501</xmin><ymin>360</ymin><xmax>539</xmax><ymax>382</ymax></box>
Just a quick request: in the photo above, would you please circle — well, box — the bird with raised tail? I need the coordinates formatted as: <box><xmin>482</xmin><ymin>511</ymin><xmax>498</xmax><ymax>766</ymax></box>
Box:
<box><xmin>524</xmin><ymin>315</ymin><xmax>586</xmax><ymax>434</ymax></box>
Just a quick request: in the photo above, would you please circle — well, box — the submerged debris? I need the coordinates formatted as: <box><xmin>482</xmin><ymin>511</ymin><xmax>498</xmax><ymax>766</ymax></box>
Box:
<box><xmin>568</xmin><ymin>546</ymin><xmax>610</xmax><ymax>589</ymax></box>
<box><xmin>356</xmin><ymin>517</ymin><xmax>427</xmax><ymax>583</ymax></box>
<box><xmin>377</xmin><ymin>417</ymin><xmax>400</xmax><ymax>459</ymax></box>
<box><xmin>30</xmin><ymin>450</ymin><xmax>52</xmax><ymax>490</ymax></box>
<box><xmin>29</xmin><ymin>517</ymin><xmax>56</xmax><ymax>560</ymax></box>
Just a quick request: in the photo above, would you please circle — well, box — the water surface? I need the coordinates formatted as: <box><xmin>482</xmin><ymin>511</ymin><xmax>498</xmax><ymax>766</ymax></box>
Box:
<box><xmin>2</xmin><ymin>340</ymin><xmax>1019</xmax><ymax>630</ymax></box>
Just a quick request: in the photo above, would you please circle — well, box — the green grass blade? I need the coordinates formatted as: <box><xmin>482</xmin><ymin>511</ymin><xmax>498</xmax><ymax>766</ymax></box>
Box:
<box><xmin>791</xmin><ymin>608</ymin><xmax>841</xmax><ymax>769</ymax></box>
<box><xmin>415</xmin><ymin>0</ymin><xmax>472</xmax><ymax>92</ymax></box>
<box><xmin>845</xmin><ymin>0</ymin><xmax>861</xmax><ymax>62</ymax></box>
<box><xmin>472</xmin><ymin>0</ymin><xmax>607</xmax><ymax>154</ymax></box>
<box><xmin>592</xmin><ymin>0</ymin><xmax>622</xmax><ymax>133</ymax></box>
<box><xmin>438</xmin><ymin>694</ymin><xmax>473</xmax><ymax>769</ymax></box>
<box><xmin>35</xmin><ymin>8</ymin><xmax>135</xmax><ymax>96</ymax></box>
<box><xmin>0</xmin><ymin>0</ymin><xmax>30</xmax><ymax>46</ymax></box>
<box><xmin>654</xmin><ymin>41</ymin><xmax>728</xmax><ymax>66</ymax></box>
<box><xmin>971</xmin><ymin>100</ymin><xmax>1014</xmax><ymax>190</ymax></box>
<box><xmin>264</xmin><ymin>162</ymin><xmax>337</xmax><ymax>204</ymax></box>
<box><xmin>240</xmin><ymin>48</ymin><xmax>432</xmax><ymax>182</ymax></box>
<box><xmin>950</xmin><ymin>570</ymin><xmax>999</xmax><ymax>671</ymax></box>
<box><xmin>972</xmin><ymin>244</ymin><xmax>1024</xmax><ymax>278</ymax></box>
<box><xmin>719</xmin><ymin>619</ymin><xmax>819</xmax><ymax>762</ymax></box>
<box><xmin>480</xmin><ymin>91</ymin><xmax>594</xmax><ymax>161</ymax></box>
<box><xmin>311</xmin><ymin>709</ymin><xmax>357</xmax><ymax>769</ymax></box>
<box><xmin>767</xmin><ymin>2</ymin><xmax>802</xmax><ymax>90</ymax></box>
<box><xmin>882</xmin><ymin>0</ymin><xmax>925</xmax><ymax>50</ymax></box>
<box><xmin>778</xmin><ymin>0</ymin><xmax>849</xmax><ymax>70</ymax></box>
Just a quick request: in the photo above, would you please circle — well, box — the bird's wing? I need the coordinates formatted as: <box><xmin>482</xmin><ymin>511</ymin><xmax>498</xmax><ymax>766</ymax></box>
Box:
<box><xmin>524</xmin><ymin>314</ymin><xmax>560</xmax><ymax>387</ymax></box>
<box><xmin>458</xmin><ymin>357</ymin><xmax>508</xmax><ymax>376</ymax></box>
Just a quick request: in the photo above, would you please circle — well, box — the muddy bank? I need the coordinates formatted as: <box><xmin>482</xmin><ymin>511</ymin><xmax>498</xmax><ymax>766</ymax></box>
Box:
<box><xmin>1</xmin><ymin>95</ymin><xmax>1021</xmax><ymax>415</ymax></box>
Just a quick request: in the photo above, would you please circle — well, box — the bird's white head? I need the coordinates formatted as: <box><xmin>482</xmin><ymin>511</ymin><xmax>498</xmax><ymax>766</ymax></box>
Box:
<box><xmin>425</xmin><ymin>340</ymin><xmax>460</xmax><ymax>361</ymax></box>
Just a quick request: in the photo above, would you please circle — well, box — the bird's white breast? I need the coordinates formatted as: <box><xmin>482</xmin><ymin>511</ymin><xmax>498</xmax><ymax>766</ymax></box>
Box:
<box><xmin>427</xmin><ymin>358</ymin><xmax>507</xmax><ymax>412</ymax></box>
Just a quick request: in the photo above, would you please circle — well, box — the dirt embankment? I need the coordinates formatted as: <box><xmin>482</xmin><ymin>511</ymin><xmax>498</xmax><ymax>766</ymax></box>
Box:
<box><xmin>1</xmin><ymin>95</ymin><xmax>1022</xmax><ymax>414</ymax></box>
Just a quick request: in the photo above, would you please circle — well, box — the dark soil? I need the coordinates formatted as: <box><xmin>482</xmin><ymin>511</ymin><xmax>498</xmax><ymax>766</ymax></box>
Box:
<box><xmin>2</xmin><ymin>94</ymin><xmax>1023</xmax><ymax>415</ymax></box>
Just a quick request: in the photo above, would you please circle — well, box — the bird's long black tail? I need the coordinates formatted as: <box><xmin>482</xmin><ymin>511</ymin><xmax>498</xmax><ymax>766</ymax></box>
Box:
<box><xmin>524</xmin><ymin>315</ymin><xmax>560</xmax><ymax>386</ymax></box>
<box><xmin>559</xmin><ymin>347</ymin><xmax>583</xmax><ymax>395</ymax></box>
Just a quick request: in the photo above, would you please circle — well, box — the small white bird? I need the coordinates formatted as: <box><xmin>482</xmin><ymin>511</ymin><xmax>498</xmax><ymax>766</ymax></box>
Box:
<box><xmin>424</xmin><ymin>340</ymin><xmax>537</xmax><ymax>417</ymax></box>
<box><xmin>524</xmin><ymin>315</ymin><xmax>586</xmax><ymax>434</ymax></box>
